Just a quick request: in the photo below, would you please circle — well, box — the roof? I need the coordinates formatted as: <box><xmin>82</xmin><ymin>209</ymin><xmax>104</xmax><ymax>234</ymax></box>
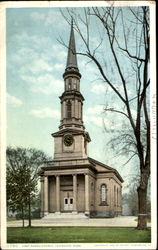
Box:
<box><xmin>88</xmin><ymin>157</ymin><xmax>124</xmax><ymax>183</ymax></box>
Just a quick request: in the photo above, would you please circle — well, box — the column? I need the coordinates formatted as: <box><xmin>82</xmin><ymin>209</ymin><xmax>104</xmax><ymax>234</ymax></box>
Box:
<box><xmin>40</xmin><ymin>176</ymin><xmax>44</xmax><ymax>217</ymax></box>
<box><xmin>63</xmin><ymin>101</ymin><xmax>66</xmax><ymax>119</ymax></box>
<box><xmin>73</xmin><ymin>99</ymin><xmax>75</xmax><ymax>118</ymax></box>
<box><xmin>81</xmin><ymin>103</ymin><xmax>83</xmax><ymax>121</ymax></box>
<box><xmin>56</xmin><ymin>175</ymin><xmax>60</xmax><ymax>213</ymax></box>
<box><xmin>44</xmin><ymin>175</ymin><xmax>48</xmax><ymax>215</ymax></box>
<box><xmin>61</xmin><ymin>101</ymin><xmax>63</xmax><ymax>120</ymax></box>
<box><xmin>109</xmin><ymin>178</ymin><xmax>114</xmax><ymax>216</ymax></box>
<box><xmin>78</xmin><ymin>101</ymin><xmax>81</xmax><ymax>120</ymax></box>
<box><xmin>118</xmin><ymin>187</ymin><xmax>120</xmax><ymax>207</ymax></box>
<box><xmin>73</xmin><ymin>174</ymin><xmax>77</xmax><ymax>213</ymax></box>
<box><xmin>85</xmin><ymin>174</ymin><xmax>90</xmax><ymax>215</ymax></box>
<box><xmin>75</xmin><ymin>99</ymin><xmax>78</xmax><ymax>118</ymax></box>
<box><xmin>114</xmin><ymin>186</ymin><xmax>116</xmax><ymax>207</ymax></box>
<box><xmin>120</xmin><ymin>187</ymin><xmax>122</xmax><ymax>211</ymax></box>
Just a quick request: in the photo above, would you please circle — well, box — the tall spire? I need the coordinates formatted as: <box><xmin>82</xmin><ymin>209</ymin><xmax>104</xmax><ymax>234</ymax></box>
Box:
<box><xmin>66</xmin><ymin>19</ymin><xmax>78</xmax><ymax>69</ymax></box>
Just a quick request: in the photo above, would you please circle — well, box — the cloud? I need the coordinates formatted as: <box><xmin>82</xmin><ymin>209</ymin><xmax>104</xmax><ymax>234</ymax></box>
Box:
<box><xmin>30</xmin><ymin>10</ymin><xmax>65</xmax><ymax>28</ymax></box>
<box><xmin>84</xmin><ymin>105</ymin><xmax>105</xmax><ymax>127</ymax></box>
<box><xmin>31</xmin><ymin>107</ymin><xmax>60</xmax><ymax>119</ymax></box>
<box><xmin>30</xmin><ymin>12</ymin><xmax>45</xmax><ymax>21</ymax></box>
<box><xmin>21</xmin><ymin>73</ymin><xmax>63</xmax><ymax>95</ymax></box>
<box><xmin>44</xmin><ymin>10</ymin><xmax>66</xmax><ymax>27</ymax></box>
<box><xmin>84</xmin><ymin>111</ymin><xmax>122</xmax><ymax>129</ymax></box>
<box><xmin>8</xmin><ymin>30</ymin><xmax>66</xmax><ymax>96</ymax></box>
<box><xmin>84</xmin><ymin>115</ymin><xmax>103</xmax><ymax>127</ymax></box>
<box><xmin>87</xmin><ymin>105</ymin><xmax>104</xmax><ymax>115</ymax></box>
<box><xmin>30</xmin><ymin>59</ymin><xmax>53</xmax><ymax>74</ymax></box>
<box><xmin>19</xmin><ymin>58</ymin><xmax>53</xmax><ymax>76</ymax></box>
<box><xmin>54</xmin><ymin>63</ymin><xmax>64</xmax><ymax>70</ymax></box>
<box><xmin>88</xmin><ymin>116</ymin><xmax>103</xmax><ymax>127</ymax></box>
<box><xmin>91</xmin><ymin>83</ymin><xmax>106</xmax><ymax>94</ymax></box>
<box><xmin>7</xmin><ymin>93</ymin><xmax>23</xmax><ymax>106</ymax></box>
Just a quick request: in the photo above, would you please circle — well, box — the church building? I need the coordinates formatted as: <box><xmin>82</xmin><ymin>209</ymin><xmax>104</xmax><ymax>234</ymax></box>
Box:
<box><xmin>39</xmin><ymin>22</ymin><xmax>123</xmax><ymax>218</ymax></box>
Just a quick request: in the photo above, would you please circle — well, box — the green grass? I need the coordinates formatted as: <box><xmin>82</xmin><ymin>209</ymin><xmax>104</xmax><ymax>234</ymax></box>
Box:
<box><xmin>7</xmin><ymin>227</ymin><xmax>151</xmax><ymax>243</ymax></box>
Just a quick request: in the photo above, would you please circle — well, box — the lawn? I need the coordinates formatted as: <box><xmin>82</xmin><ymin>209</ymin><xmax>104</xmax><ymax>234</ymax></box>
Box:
<box><xmin>7</xmin><ymin>227</ymin><xmax>151</xmax><ymax>243</ymax></box>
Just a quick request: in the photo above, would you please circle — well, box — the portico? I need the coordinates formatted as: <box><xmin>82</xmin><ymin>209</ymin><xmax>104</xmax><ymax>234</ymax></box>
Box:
<box><xmin>40</xmin><ymin>169</ymin><xmax>92</xmax><ymax>216</ymax></box>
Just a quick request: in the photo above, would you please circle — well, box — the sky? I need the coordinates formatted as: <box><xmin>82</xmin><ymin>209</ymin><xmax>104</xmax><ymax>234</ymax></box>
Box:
<box><xmin>6</xmin><ymin>6</ymin><xmax>148</xmax><ymax>191</ymax></box>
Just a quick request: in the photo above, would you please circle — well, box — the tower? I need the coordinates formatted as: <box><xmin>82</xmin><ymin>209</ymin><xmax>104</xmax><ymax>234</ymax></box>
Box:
<box><xmin>52</xmin><ymin>21</ymin><xmax>91</xmax><ymax>160</ymax></box>
<box><xmin>39</xmin><ymin>21</ymin><xmax>123</xmax><ymax>218</ymax></box>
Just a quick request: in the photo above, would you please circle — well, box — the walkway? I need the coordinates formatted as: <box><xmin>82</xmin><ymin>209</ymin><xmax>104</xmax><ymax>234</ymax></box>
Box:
<box><xmin>7</xmin><ymin>216</ymin><xmax>151</xmax><ymax>227</ymax></box>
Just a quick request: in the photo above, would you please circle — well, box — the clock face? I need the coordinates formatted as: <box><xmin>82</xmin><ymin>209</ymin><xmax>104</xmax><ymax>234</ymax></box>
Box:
<box><xmin>64</xmin><ymin>134</ymin><xmax>74</xmax><ymax>146</ymax></box>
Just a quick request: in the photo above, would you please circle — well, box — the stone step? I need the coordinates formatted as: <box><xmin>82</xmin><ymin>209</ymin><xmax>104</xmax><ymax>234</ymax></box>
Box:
<box><xmin>42</xmin><ymin>212</ymin><xmax>88</xmax><ymax>220</ymax></box>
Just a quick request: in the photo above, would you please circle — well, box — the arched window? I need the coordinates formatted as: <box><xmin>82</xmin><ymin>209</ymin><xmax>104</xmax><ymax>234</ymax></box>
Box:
<box><xmin>67</xmin><ymin>100</ymin><xmax>72</xmax><ymax>118</ymax></box>
<box><xmin>68</xmin><ymin>78</ymin><xmax>72</xmax><ymax>90</ymax></box>
<box><xmin>100</xmin><ymin>184</ymin><xmax>107</xmax><ymax>205</ymax></box>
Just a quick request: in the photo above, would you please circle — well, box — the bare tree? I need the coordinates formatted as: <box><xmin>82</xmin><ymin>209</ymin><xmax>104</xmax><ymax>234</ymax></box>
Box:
<box><xmin>60</xmin><ymin>6</ymin><xmax>150</xmax><ymax>229</ymax></box>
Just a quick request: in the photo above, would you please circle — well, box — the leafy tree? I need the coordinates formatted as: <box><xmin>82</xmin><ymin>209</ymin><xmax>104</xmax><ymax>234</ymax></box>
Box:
<box><xmin>60</xmin><ymin>6</ymin><xmax>150</xmax><ymax>229</ymax></box>
<box><xmin>6</xmin><ymin>147</ymin><xmax>50</xmax><ymax>227</ymax></box>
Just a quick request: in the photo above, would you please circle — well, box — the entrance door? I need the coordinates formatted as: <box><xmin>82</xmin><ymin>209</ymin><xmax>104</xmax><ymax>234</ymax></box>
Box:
<box><xmin>64</xmin><ymin>197</ymin><xmax>73</xmax><ymax>211</ymax></box>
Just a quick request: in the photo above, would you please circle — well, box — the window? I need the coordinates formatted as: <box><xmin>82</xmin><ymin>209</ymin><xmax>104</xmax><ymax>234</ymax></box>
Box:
<box><xmin>73</xmin><ymin>78</ymin><xmax>77</xmax><ymax>89</ymax></box>
<box><xmin>68</xmin><ymin>78</ymin><xmax>72</xmax><ymax>90</ymax></box>
<box><xmin>67</xmin><ymin>100</ymin><xmax>72</xmax><ymax>118</ymax></box>
<box><xmin>100</xmin><ymin>184</ymin><xmax>108</xmax><ymax>205</ymax></box>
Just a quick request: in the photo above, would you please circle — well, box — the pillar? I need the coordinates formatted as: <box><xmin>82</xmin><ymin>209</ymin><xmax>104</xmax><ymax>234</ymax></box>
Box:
<box><xmin>56</xmin><ymin>175</ymin><xmax>60</xmax><ymax>213</ymax></box>
<box><xmin>75</xmin><ymin>99</ymin><xmax>78</xmax><ymax>118</ymax></box>
<box><xmin>61</xmin><ymin>101</ymin><xmax>63</xmax><ymax>120</ymax></box>
<box><xmin>73</xmin><ymin>174</ymin><xmax>77</xmax><ymax>213</ymax></box>
<box><xmin>85</xmin><ymin>174</ymin><xmax>90</xmax><ymax>215</ymax></box>
<box><xmin>40</xmin><ymin>176</ymin><xmax>44</xmax><ymax>217</ymax></box>
<box><xmin>44</xmin><ymin>175</ymin><xmax>48</xmax><ymax>215</ymax></box>
<box><xmin>120</xmin><ymin>187</ymin><xmax>122</xmax><ymax>211</ymax></box>
<box><xmin>73</xmin><ymin>99</ymin><xmax>75</xmax><ymax>118</ymax></box>
<box><xmin>63</xmin><ymin>101</ymin><xmax>66</xmax><ymax>119</ymax></box>
<box><xmin>79</xmin><ymin>102</ymin><xmax>81</xmax><ymax>120</ymax></box>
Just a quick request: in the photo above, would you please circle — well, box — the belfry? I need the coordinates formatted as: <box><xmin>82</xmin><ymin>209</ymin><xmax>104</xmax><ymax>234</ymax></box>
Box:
<box><xmin>39</xmin><ymin>22</ymin><xmax>123</xmax><ymax>218</ymax></box>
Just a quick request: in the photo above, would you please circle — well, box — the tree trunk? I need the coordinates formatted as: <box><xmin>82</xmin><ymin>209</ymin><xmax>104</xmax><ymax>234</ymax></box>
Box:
<box><xmin>137</xmin><ymin>168</ymin><xmax>150</xmax><ymax>230</ymax></box>
<box><xmin>137</xmin><ymin>186</ymin><xmax>147</xmax><ymax>229</ymax></box>
<box><xmin>22</xmin><ymin>205</ymin><xmax>24</xmax><ymax>228</ymax></box>
<box><xmin>28</xmin><ymin>194</ymin><xmax>31</xmax><ymax>227</ymax></box>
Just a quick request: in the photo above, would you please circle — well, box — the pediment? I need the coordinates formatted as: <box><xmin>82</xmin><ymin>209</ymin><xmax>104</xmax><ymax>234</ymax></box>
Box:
<box><xmin>88</xmin><ymin>157</ymin><xmax>123</xmax><ymax>182</ymax></box>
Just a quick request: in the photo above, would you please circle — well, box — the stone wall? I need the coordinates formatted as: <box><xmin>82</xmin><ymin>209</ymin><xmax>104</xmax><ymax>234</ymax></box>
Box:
<box><xmin>54</xmin><ymin>135</ymin><xmax>87</xmax><ymax>159</ymax></box>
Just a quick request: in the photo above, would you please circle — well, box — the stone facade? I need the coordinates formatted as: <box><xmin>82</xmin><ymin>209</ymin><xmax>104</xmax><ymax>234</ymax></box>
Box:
<box><xmin>40</xmin><ymin>157</ymin><xmax>123</xmax><ymax>217</ymax></box>
<box><xmin>39</xmin><ymin>22</ymin><xmax>123</xmax><ymax>218</ymax></box>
